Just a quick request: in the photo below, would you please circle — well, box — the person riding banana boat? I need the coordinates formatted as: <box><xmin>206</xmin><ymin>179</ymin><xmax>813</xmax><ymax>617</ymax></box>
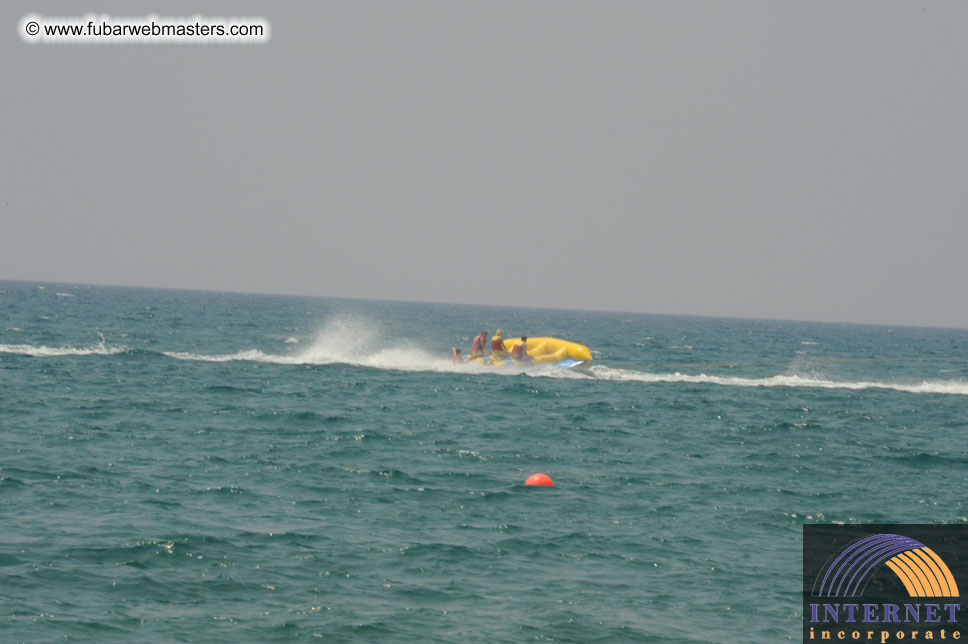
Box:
<box><xmin>452</xmin><ymin>331</ymin><xmax>592</xmax><ymax>369</ymax></box>
<box><xmin>470</xmin><ymin>331</ymin><xmax>488</xmax><ymax>357</ymax></box>
<box><xmin>490</xmin><ymin>329</ymin><xmax>507</xmax><ymax>358</ymax></box>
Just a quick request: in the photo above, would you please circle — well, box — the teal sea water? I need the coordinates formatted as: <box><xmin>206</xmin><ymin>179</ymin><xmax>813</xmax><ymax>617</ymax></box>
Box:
<box><xmin>2</xmin><ymin>281</ymin><xmax>967</xmax><ymax>643</ymax></box>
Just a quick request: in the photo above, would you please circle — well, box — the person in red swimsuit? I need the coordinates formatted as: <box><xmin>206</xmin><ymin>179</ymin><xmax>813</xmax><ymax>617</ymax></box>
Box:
<box><xmin>471</xmin><ymin>331</ymin><xmax>488</xmax><ymax>357</ymax></box>
<box><xmin>510</xmin><ymin>336</ymin><xmax>533</xmax><ymax>364</ymax></box>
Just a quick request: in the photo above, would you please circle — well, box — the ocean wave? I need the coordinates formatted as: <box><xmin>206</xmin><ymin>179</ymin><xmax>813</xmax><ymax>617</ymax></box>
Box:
<box><xmin>0</xmin><ymin>341</ymin><xmax>128</xmax><ymax>357</ymax></box>
<box><xmin>585</xmin><ymin>366</ymin><xmax>968</xmax><ymax>396</ymax></box>
<box><xmin>163</xmin><ymin>314</ymin><xmax>462</xmax><ymax>373</ymax></box>
<box><xmin>163</xmin><ymin>346</ymin><xmax>472</xmax><ymax>373</ymax></box>
<box><xmin>160</xmin><ymin>345</ymin><xmax>968</xmax><ymax>394</ymax></box>
<box><xmin>163</xmin><ymin>349</ymin><xmax>289</xmax><ymax>363</ymax></box>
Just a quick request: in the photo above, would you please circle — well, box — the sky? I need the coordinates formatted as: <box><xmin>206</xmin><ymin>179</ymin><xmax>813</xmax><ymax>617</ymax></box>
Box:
<box><xmin>3</xmin><ymin>1</ymin><xmax>967</xmax><ymax>328</ymax></box>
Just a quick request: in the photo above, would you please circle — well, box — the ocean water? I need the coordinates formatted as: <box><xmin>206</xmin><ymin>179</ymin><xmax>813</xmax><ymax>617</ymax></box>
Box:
<box><xmin>1</xmin><ymin>281</ymin><xmax>966</xmax><ymax>643</ymax></box>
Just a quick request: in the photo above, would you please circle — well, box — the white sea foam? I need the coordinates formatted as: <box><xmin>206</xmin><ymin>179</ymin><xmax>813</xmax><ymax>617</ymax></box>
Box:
<box><xmin>163</xmin><ymin>314</ymin><xmax>462</xmax><ymax>373</ymax></box>
<box><xmin>163</xmin><ymin>349</ymin><xmax>285</xmax><ymax>363</ymax></box>
<box><xmin>584</xmin><ymin>365</ymin><xmax>968</xmax><ymax>396</ymax></box>
<box><xmin>55</xmin><ymin>292</ymin><xmax>74</xmax><ymax>297</ymax></box>
<box><xmin>162</xmin><ymin>341</ymin><xmax>562</xmax><ymax>376</ymax></box>
<box><xmin>163</xmin><ymin>345</ymin><xmax>462</xmax><ymax>373</ymax></box>
<box><xmin>0</xmin><ymin>341</ymin><xmax>127</xmax><ymax>357</ymax></box>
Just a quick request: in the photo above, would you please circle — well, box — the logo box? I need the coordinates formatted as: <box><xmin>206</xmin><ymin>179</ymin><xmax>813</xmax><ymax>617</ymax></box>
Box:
<box><xmin>803</xmin><ymin>524</ymin><xmax>965</xmax><ymax>643</ymax></box>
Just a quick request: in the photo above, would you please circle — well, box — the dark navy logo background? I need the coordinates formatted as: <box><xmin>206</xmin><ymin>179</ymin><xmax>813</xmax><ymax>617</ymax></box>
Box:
<box><xmin>803</xmin><ymin>524</ymin><xmax>965</xmax><ymax>643</ymax></box>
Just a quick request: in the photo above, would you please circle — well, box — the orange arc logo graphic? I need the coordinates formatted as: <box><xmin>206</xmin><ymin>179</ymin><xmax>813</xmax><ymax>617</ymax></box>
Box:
<box><xmin>884</xmin><ymin>547</ymin><xmax>960</xmax><ymax>598</ymax></box>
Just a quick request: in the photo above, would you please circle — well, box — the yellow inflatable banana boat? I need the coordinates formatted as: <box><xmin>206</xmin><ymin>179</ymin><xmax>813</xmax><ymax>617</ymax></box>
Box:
<box><xmin>453</xmin><ymin>337</ymin><xmax>592</xmax><ymax>369</ymax></box>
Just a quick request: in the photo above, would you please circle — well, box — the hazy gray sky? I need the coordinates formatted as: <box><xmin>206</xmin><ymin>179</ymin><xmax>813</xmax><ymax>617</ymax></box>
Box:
<box><xmin>3</xmin><ymin>1</ymin><xmax>967</xmax><ymax>327</ymax></box>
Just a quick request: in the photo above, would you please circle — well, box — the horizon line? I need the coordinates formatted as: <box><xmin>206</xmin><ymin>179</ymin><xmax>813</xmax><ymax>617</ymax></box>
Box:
<box><xmin>1</xmin><ymin>277</ymin><xmax>964</xmax><ymax>333</ymax></box>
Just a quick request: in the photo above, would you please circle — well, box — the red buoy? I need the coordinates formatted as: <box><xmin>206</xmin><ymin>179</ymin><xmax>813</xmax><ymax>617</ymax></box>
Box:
<box><xmin>525</xmin><ymin>473</ymin><xmax>554</xmax><ymax>486</ymax></box>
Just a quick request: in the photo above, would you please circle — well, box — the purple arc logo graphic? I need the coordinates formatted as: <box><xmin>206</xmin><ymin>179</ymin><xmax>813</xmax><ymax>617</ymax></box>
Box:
<box><xmin>813</xmin><ymin>533</ymin><xmax>960</xmax><ymax>599</ymax></box>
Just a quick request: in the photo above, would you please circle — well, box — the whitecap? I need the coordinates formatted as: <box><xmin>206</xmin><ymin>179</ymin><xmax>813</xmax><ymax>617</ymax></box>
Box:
<box><xmin>584</xmin><ymin>365</ymin><xmax>968</xmax><ymax>396</ymax></box>
<box><xmin>0</xmin><ymin>342</ymin><xmax>127</xmax><ymax>357</ymax></box>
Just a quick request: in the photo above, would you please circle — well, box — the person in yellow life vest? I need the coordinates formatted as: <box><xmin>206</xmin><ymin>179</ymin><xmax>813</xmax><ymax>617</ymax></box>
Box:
<box><xmin>490</xmin><ymin>329</ymin><xmax>507</xmax><ymax>357</ymax></box>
